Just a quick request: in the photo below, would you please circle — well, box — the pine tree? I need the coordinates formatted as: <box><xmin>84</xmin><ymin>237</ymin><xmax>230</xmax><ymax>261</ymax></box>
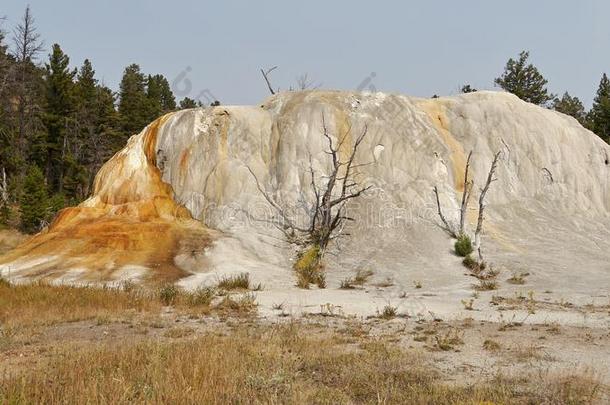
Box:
<box><xmin>179</xmin><ymin>97</ymin><xmax>201</xmax><ymax>109</ymax></box>
<box><xmin>74</xmin><ymin>60</ymin><xmax>120</xmax><ymax>195</ymax></box>
<box><xmin>495</xmin><ymin>51</ymin><xmax>554</xmax><ymax>106</ymax></box>
<box><xmin>43</xmin><ymin>44</ymin><xmax>76</xmax><ymax>194</ymax></box>
<box><xmin>0</xmin><ymin>201</ymin><xmax>10</xmax><ymax>226</ymax></box>
<box><xmin>118</xmin><ymin>64</ymin><xmax>148</xmax><ymax>138</ymax></box>
<box><xmin>94</xmin><ymin>85</ymin><xmax>121</xmax><ymax>153</ymax></box>
<box><xmin>146</xmin><ymin>74</ymin><xmax>176</xmax><ymax>119</ymax></box>
<box><xmin>19</xmin><ymin>165</ymin><xmax>48</xmax><ymax>233</ymax></box>
<box><xmin>552</xmin><ymin>92</ymin><xmax>587</xmax><ymax>126</ymax></box>
<box><xmin>589</xmin><ymin>73</ymin><xmax>610</xmax><ymax>144</ymax></box>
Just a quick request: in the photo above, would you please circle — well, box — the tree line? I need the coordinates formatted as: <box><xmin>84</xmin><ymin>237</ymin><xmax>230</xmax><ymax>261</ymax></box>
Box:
<box><xmin>0</xmin><ymin>7</ymin><xmax>202</xmax><ymax>233</ymax></box>
<box><xmin>1</xmin><ymin>7</ymin><xmax>609</xmax><ymax>234</ymax></box>
<box><xmin>467</xmin><ymin>50</ymin><xmax>610</xmax><ymax>144</ymax></box>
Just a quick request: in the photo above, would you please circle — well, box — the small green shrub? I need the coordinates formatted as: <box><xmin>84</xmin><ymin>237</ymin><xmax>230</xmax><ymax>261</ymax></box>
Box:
<box><xmin>454</xmin><ymin>234</ymin><xmax>473</xmax><ymax>257</ymax></box>
<box><xmin>294</xmin><ymin>245</ymin><xmax>325</xmax><ymax>289</ymax></box>
<box><xmin>158</xmin><ymin>283</ymin><xmax>179</xmax><ymax>305</ymax></box>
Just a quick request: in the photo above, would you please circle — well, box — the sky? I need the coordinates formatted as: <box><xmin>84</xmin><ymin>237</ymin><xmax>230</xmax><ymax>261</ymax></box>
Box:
<box><xmin>2</xmin><ymin>0</ymin><xmax>609</xmax><ymax>107</ymax></box>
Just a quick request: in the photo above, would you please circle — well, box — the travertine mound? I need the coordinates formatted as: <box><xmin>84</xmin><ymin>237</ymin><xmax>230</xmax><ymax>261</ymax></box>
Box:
<box><xmin>1</xmin><ymin>90</ymin><xmax>609</xmax><ymax>320</ymax></box>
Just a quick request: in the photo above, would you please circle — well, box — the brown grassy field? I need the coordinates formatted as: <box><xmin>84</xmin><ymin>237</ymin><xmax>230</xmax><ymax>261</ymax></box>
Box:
<box><xmin>0</xmin><ymin>279</ymin><xmax>605</xmax><ymax>404</ymax></box>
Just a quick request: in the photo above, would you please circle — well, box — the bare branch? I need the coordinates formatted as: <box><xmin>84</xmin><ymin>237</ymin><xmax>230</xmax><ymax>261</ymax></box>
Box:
<box><xmin>295</xmin><ymin>73</ymin><xmax>320</xmax><ymax>90</ymax></box>
<box><xmin>260</xmin><ymin>66</ymin><xmax>277</xmax><ymax>95</ymax></box>
<box><xmin>459</xmin><ymin>150</ymin><xmax>473</xmax><ymax>235</ymax></box>
<box><xmin>433</xmin><ymin>186</ymin><xmax>457</xmax><ymax>238</ymax></box>
<box><xmin>246</xmin><ymin>166</ymin><xmax>309</xmax><ymax>235</ymax></box>
<box><xmin>250</xmin><ymin>115</ymin><xmax>371</xmax><ymax>279</ymax></box>
<box><xmin>474</xmin><ymin>151</ymin><xmax>501</xmax><ymax>249</ymax></box>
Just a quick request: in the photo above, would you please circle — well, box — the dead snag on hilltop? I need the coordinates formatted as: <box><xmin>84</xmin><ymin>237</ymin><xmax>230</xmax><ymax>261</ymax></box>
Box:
<box><xmin>249</xmin><ymin>115</ymin><xmax>371</xmax><ymax>288</ymax></box>
<box><xmin>260</xmin><ymin>66</ymin><xmax>277</xmax><ymax>95</ymax></box>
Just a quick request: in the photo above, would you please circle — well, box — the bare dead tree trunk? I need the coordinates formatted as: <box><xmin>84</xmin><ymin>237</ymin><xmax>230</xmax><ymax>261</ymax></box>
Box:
<box><xmin>315</xmin><ymin>116</ymin><xmax>371</xmax><ymax>253</ymax></box>
<box><xmin>248</xmin><ymin>114</ymin><xmax>371</xmax><ymax>254</ymax></box>
<box><xmin>12</xmin><ymin>6</ymin><xmax>43</xmax><ymax>173</ymax></box>
<box><xmin>0</xmin><ymin>167</ymin><xmax>8</xmax><ymax>203</ymax></box>
<box><xmin>459</xmin><ymin>151</ymin><xmax>473</xmax><ymax>235</ymax></box>
<box><xmin>433</xmin><ymin>186</ymin><xmax>456</xmax><ymax>238</ymax></box>
<box><xmin>260</xmin><ymin>66</ymin><xmax>277</xmax><ymax>95</ymax></box>
<box><xmin>474</xmin><ymin>151</ymin><xmax>501</xmax><ymax>249</ymax></box>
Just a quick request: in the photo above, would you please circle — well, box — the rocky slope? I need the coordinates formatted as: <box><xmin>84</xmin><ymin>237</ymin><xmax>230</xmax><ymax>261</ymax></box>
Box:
<box><xmin>1</xmin><ymin>90</ymin><xmax>609</xmax><ymax>320</ymax></box>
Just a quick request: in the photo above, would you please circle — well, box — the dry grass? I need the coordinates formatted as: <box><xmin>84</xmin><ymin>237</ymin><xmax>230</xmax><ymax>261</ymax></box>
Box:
<box><xmin>432</xmin><ymin>328</ymin><xmax>464</xmax><ymax>351</ymax></box>
<box><xmin>0</xmin><ymin>280</ymin><xmax>161</xmax><ymax>329</ymax></box>
<box><xmin>215</xmin><ymin>293</ymin><xmax>258</xmax><ymax>316</ymax></box>
<box><xmin>475</xmin><ymin>279</ymin><xmax>498</xmax><ymax>291</ymax></box>
<box><xmin>217</xmin><ymin>272</ymin><xmax>261</xmax><ymax>291</ymax></box>
<box><xmin>340</xmin><ymin>269</ymin><xmax>374</xmax><ymax>289</ymax></box>
<box><xmin>0</xmin><ymin>322</ymin><xmax>601</xmax><ymax>404</ymax></box>
<box><xmin>380</xmin><ymin>305</ymin><xmax>398</xmax><ymax>320</ymax></box>
<box><xmin>483</xmin><ymin>339</ymin><xmax>501</xmax><ymax>351</ymax></box>
<box><xmin>0</xmin><ymin>280</ymin><xmax>605</xmax><ymax>404</ymax></box>
<box><xmin>507</xmin><ymin>271</ymin><xmax>529</xmax><ymax>285</ymax></box>
<box><xmin>0</xmin><ymin>278</ymin><xmax>251</xmax><ymax>331</ymax></box>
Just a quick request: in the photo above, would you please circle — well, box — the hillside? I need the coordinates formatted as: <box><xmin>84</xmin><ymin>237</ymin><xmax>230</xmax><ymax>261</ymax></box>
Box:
<box><xmin>1</xmin><ymin>90</ymin><xmax>609</xmax><ymax>322</ymax></box>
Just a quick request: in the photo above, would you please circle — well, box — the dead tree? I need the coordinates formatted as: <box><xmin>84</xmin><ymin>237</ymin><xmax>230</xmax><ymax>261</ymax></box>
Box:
<box><xmin>260</xmin><ymin>66</ymin><xmax>277</xmax><ymax>95</ymax></box>
<box><xmin>249</xmin><ymin>115</ymin><xmax>371</xmax><ymax>255</ymax></box>
<box><xmin>474</xmin><ymin>151</ymin><xmax>501</xmax><ymax>250</ymax></box>
<box><xmin>433</xmin><ymin>150</ymin><xmax>472</xmax><ymax>238</ymax></box>
<box><xmin>459</xmin><ymin>151</ymin><xmax>473</xmax><ymax>235</ymax></box>
<box><xmin>0</xmin><ymin>167</ymin><xmax>7</xmax><ymax>203</ymax></box>
<box><xmin>11</xmin><ymin>6</ymin><xmax>44</xmax><ymax>169</ymax></box>
<box><xmin>433</xmin><ymin>186</ymin><xmax>457</xmax><ymax>238</ymax></box>
<box><xmin>434</xmin><ymin>150</ymin><xmax>501</xmax><ymax>253</ymax></box>
<box><xmin>295</xmin><ymin>73</ymin><xmax>320</xmax><ymax>91</ymax></box>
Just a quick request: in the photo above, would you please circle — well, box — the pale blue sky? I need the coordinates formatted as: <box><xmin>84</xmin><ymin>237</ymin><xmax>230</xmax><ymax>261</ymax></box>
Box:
<box><xmin>3</xmin><ymin>0</ymin><xmax>609</xmax><ymax>107</ymax></box>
